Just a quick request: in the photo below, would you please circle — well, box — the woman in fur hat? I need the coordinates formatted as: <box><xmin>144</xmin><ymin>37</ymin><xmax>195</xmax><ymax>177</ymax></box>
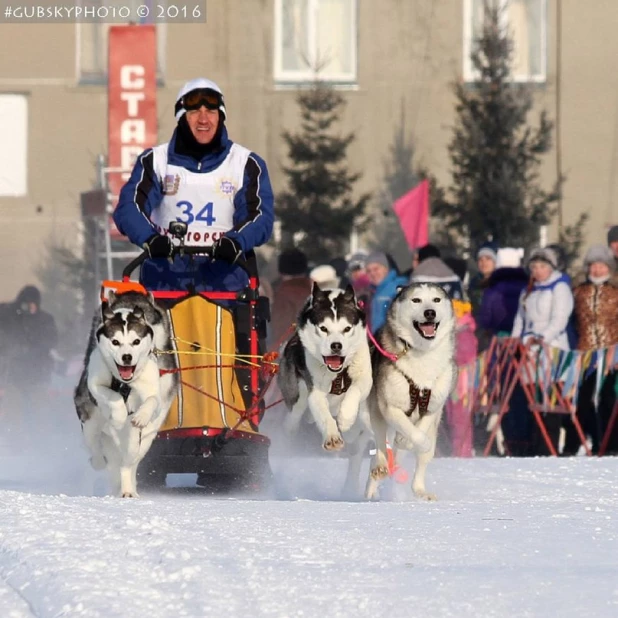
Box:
<box><xmin>563</xmin><ymin>245</ymin><xmax>618</xmax><ymax>455</ymax></box>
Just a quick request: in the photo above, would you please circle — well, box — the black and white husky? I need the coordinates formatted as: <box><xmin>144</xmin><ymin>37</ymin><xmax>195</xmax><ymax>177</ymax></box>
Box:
<box><xmin>278</xmin><ymin>284</ymin><xmax>373</xmax><ymax>496</ymax></box>
<box><xmin>74</xmin><ymin>291</ymin><xmax>178</xmax><ymax>497</ymax></box>
<box><xmin>365</xmin><ymin>283</ymin><xmax>457</xmax><ymax>501</ymax></box>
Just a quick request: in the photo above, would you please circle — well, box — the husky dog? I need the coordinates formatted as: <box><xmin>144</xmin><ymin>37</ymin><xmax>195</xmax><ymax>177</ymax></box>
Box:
<box><xmin>278</xmin><ymin>284</ymin><xmax>373</xmax><ymax>495</ymax></box>
<box><xmin>365</xmin><ymin>283</ymin><xmax>457</xmax><ymax>501</ymax></box>
<box><xmin>74</xmin><ymin>291</ymin><xmax>178</xmax><ymax>497</ymax></box>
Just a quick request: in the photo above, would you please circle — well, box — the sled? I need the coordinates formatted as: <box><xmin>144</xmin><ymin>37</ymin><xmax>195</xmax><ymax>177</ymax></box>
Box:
<box><xmin>103</xmin><ymin>224</ymin><xmax>277</xmax><ymax>492</ymax></box>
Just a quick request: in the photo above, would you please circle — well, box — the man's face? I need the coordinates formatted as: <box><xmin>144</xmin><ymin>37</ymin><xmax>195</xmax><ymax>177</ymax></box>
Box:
<box><xmin>366</xmin><ymin>263</ymin><xmax>389</xmax><ymax>286</ymax></box>
<box><xmin>610</xmin><ymin>240</ymin><xmax>618</xmax><ymax>259</ymax></box>
<box><xmin>186</xmin><ymin>106</ymin><xmax>219</xmax><ymax>144</ymax></box>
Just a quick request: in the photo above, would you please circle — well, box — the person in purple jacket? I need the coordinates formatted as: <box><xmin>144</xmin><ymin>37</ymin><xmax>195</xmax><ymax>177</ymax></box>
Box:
<box><xmin>478</xmin><ymin>248</ymin><xmax>528</xmax><ymax>338</ymax></box>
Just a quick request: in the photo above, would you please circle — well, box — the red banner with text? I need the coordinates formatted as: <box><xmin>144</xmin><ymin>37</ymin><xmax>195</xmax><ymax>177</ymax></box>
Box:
<box><xmin>108</xmin><ymin>24</ymin><xmax>157</xmax><ymax>239</ymax></box>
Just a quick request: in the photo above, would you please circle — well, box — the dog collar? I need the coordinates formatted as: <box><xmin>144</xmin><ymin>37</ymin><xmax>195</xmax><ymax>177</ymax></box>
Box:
<box><xmin>330</xmin><ymin>368</ymin><xmax>352</xmax><ymax>396</ymax></box>
<box><xmin>395</xmin><ymin>339</ymin><xmax>410</xmax><ymax>360</ymax></box>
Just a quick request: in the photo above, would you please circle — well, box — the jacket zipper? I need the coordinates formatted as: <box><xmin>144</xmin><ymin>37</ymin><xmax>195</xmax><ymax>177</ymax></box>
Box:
<box><xmin>197</xmin><ymin>162</ymin><xmax>201</xmax><ymax>171</ymax></box>
<box><xmin>592</xmin><ymin>285</ymin><xmax>600</xmax><ymax>347</ymax></box>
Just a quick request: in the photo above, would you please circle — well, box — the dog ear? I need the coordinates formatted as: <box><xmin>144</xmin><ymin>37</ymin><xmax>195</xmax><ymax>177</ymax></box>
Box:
<box><xmin>132</xmin><ymin>306</ymin><xmax>145</xmax><ymax>322</ymax></box>
<box><xmin>342</xmin><ymin>283</ymin><xmax>357</xmax><ymax>301</ymax></box>
<box><xmin>101</xmin><ymin>303</ymin><xmax>115</xmax><ymax>322</ymax></box>
<box><xmin>311</xmin><ymin>281</ymin><xmax>323</xmax><ymax>302</ymax></box>
<box><xmin>107</xmin><ymin>290</ymin><xmax>116</xmax><ymax>305</ymax></box>
<box><xmin>147</xmin><ymin>291</ymin><xmax>156</xmax><ymax>305</ymax></box>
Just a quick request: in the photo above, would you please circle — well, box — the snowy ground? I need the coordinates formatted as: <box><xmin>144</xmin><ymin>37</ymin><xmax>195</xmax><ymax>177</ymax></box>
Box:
<box><xmin>1</xmin><ymin>393</ymin><xmax>618</xmax><ymax>617</ymax></box>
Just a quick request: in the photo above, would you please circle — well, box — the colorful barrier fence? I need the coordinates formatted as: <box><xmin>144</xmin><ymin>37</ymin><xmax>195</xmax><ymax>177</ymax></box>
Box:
<box><xmin>449</xmin><ymin>336</ymin><xmax>618</xmax><ymax>457</ymax></box>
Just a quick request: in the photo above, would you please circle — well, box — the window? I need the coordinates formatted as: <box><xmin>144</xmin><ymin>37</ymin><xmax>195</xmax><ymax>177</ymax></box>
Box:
<box><xmin>0</xmin><ymin>95</ymin><xmax>27</xmax><ymax>196</ymax></box>
<box><xmin>274</xmin><ymin>0</ymin><xmax>357</xmax><ymax>84</ymax></box>
<box><xmin>463</xmin><ymin>0</ymin><xmax>547</xmax><ymax>83</ymax></box>
<box><xmin>77</xmin><ymin>0</ymin><xmax>166</xmax><ymax>83</ymax></box>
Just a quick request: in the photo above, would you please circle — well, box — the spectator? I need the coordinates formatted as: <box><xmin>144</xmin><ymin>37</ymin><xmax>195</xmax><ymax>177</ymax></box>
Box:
<box><xmin>511</xmin><ymin>247</ymin><xmax>575</xmax><ymax>455</ymax></box>
<box><xmin>269</xmin><ymin>249</ymin><xmax>312</xmax><ymax>348</ymax></box>
<box><xmin>365</xmin><ymin>251</ymin><xmax>408</xmax><ymax>333</ymax></box>
<box><xmin>608</xmin><ymin>225</ymin><xmax>618</xmax><ymax>270</ymax></box>
<box><xmin>409</xmin><ymin>250</ymin><xmax>465</xmax><ymax>301</ymax></box>
<box><xmin>329</xmin><ymin>257</ymin><xmax>351</xmax><ymax>289</ymax></box>
<box><xmin>468</xmin><ymin>241</ymin><xmax>498</xmax><ymax>324</ymax></box>
<box><xmin>478</xmin><ymin>247</ymin><xmax>528</xmax><ymax>339</ymax></box>
<box><xmin>512</xmin><ymin>247</ymin><xmax>574</xmax><ymax>351</ymax></box>
<box><xmin>563</xmin><ymin>245</ymin><xmax>618</xmax><ymax>455</ymax></box>
<box><xmin>309</xmin><ymin>264</ymin><xmax>340</xmax><ymax>289</ymax></box>
<box><xmin>0</xmin><ymin>285</ymin><xmax>58</xmax><ymax>422</ymax></box>
<box><xmin>445</xmin><ymin>299</ymin><xmax>478</xmax><ymax>457</ymax></box>
<box><xmin>347</xmin><ymin>251</ymin><xmax>373</xmax><ymax>325</ymax></box>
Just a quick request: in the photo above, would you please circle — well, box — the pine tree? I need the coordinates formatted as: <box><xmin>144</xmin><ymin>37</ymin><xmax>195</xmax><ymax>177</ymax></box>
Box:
<box><xmin>433</xmin><ymin>2</ymin><xmax>565</xmax><ymax>253</ymax></box>
<box><xmin>277</xmin><ymin>81</ymin><xmax>371</xmax><ymax>262</ymax></box>
<box><xmin>372</xmin><ymin>105</ymin><xmax>420</xmax><ymax>271</ymax></box>
<box><xmin>36</xmin><ymin>235</ymin><xmax>96</xmax><ymax>356</ymax></box>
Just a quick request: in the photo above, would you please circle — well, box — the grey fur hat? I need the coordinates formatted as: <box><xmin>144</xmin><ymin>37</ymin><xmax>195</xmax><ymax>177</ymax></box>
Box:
<box><xmin>584</xmin><ymin>244</ymin><xmax>616</xmax><ymax>272</ymax></box>
<box><xmin>527</xmin><ymin>247</ymin><xmax>559</xmax><ymax>270</ymax></box>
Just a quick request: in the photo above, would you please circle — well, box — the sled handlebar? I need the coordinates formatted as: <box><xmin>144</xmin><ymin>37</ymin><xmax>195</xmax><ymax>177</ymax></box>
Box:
<box><xmin>121</xmin><ymin>246</ymin><xmax>250</xmax><ymax>279</ymax></box>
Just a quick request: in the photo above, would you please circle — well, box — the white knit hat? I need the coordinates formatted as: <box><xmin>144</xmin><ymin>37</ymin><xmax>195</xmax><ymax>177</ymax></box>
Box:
<box><xmin>310</xmin><ymin>265</ymin><xmax>340</xmax><ymax>288</ymax></box>
<box><xmin>175</xmin><ymin>78</ymin><xmax>226</xmax><ymax>121</ymax></box>
<box><xmin>496</xmin><ymin>247</ymin><xmax>524</xmax><ymax>269</ymax></box>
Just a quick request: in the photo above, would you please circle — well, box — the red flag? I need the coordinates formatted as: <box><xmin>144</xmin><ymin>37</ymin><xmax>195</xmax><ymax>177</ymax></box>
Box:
<box><xmin>393</xmin><ymin>179</ymin><xmax>430</xmax><ymax>250</ymax></box>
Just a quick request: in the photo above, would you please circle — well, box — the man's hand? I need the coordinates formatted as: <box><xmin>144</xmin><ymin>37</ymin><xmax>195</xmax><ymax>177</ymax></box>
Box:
<box><xmin>212</xmin><ymin>236</ymin><xmax>243</xmax><ymax>264</ymax></box>
<box><xmin>143</xmin><ymin>234</ymin><xmax>173</xmax><ymax>259</ymax></box>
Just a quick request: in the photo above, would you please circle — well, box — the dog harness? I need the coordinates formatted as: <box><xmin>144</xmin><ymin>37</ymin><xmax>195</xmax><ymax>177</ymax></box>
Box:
<box><xmin>330</xmin><ymin>369</ymin><xmax>352</xmax><ymax>396</ymax></box>
<box><xmin>394</xmin><ymin>367</ymin><xmax>431</xmax><ymax>418</ymax></box>
<box><xmin>110</xmin><ymin>377</ymin><xmax>132</xmax><ymax>406</ymax></box>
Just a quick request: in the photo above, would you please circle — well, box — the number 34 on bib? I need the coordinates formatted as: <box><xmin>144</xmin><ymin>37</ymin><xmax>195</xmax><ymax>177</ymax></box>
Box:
<box><xmin>176</xmin><ymin>201</ymin><xmax>217</xmax><ymax>226</ymax></box>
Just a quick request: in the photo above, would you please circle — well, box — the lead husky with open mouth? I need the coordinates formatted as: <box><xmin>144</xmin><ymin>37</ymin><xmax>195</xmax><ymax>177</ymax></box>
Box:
<box><xmin>365</xmin><ymin>283</ymin><xmax>457</xmax><ymax>501</ymax></box>
<box><xmin>278</xmin><ymin>283</ymin><xmax>373</xmax><ymax>496</ymax></box>
<box><xmin>74</xmin><ymin>291</ymin><xmax>178</xmax><ymax>497</ymax></box>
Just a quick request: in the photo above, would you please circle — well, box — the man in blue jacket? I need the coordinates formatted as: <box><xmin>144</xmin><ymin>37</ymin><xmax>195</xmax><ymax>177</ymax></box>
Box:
<box><xmin>113</xmin><ymin>77</ymin><xmax>274</xmax><ymax>292</ymax></box>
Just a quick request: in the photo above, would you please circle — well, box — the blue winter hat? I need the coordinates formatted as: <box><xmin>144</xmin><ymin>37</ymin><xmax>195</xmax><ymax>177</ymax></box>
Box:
<box><xmin>476</xmin><ymin>241</ymin><xmax>499</xmax><ymax>263</ymax></box>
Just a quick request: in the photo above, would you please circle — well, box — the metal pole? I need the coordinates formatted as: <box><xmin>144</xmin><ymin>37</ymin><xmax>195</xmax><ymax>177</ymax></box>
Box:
<box><xmin>97</xmin><ymin>153</ymin><xmax>114</xmax><ymax>280</ymax></box>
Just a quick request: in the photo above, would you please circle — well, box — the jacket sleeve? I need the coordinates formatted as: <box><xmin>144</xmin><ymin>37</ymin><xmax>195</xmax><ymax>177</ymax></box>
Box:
<box><xmin>537</xmin><ymin>281</ymin><xmax>574</xmax><ymax>344</ymax></box>
<box><xmin>112</xmin><ymin>149</ymin><xmax>162</xmax><ymax>247</ymax></box>
<box><xmin>227</xmin><ymin>153</ymin><xmax>274</xmax><ymax>252</ymax></box>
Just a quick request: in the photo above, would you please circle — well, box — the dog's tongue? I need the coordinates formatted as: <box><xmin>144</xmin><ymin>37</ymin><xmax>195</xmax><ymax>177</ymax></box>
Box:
<box><xmin>420</xmin><ymin>323</ymin><xmax>437</xmax><ymax>337</ymax></box>
<box><xmin>323</xmin><ymin>356</ymin><xmax>343</xmax><ymax>370</ymax></box>
<box><xmin>118</xmin><ymin>365</ymin><xmax>135</xmax><ymax>380</ymax></box>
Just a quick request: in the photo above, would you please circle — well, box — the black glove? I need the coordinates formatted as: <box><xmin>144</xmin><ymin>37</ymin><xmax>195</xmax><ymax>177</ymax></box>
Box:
<box><xmin>143</xmin><ymin>234</ymin><xmax>173</xmax><ymax>259</ymax></box>
<box><xmin>211</xmin><ymin>236</ymin><xmax>243</xmax><ymax>264</ymax></box>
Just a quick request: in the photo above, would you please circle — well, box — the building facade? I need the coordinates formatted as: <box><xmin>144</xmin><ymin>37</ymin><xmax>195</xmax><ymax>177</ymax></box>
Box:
<box><xmin>0</xmin><ymin>0</ymin><xmax>616</xmax><ymax>303</ymax></box>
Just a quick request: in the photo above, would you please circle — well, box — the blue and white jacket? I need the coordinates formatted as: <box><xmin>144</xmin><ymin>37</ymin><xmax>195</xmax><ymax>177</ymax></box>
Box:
<box><xmin>113</xmin><ymin>126</ymin><xmax>274</xmax><ymax>292</ymax></box>
<box><xmin>511</xmin><ymin>271</ymin><xmax>574</xmax><ymax>351</ymax></box>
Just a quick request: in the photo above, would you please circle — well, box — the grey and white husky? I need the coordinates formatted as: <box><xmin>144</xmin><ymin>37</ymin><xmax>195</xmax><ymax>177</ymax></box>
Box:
<box><xmin>74</xmin><ymin>291</ymin><xmax>178</xmax><ymax>497</ymax></box>
<box><xmin>365</xmin><ymin>283</ymin><xmax>457</xmax><ymax>501</ymax></box>
<box><xmin>278</xmin><ymin>284</ymin><xmax>373</xmax><ymax>496</ymax></box>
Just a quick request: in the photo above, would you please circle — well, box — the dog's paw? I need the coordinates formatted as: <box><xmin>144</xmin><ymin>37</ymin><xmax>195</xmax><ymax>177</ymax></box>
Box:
<box><xmin>89</xmin><ymin>454</ymin><xmax>107</xmax><ymax>471</ymax></box>
<box><xmin>414</xmin><ymin>489</ymin><xmax>437</xmax><ymax>502</ymax></box>
<box><xmin>370</xmin><ymin>465</ymin><xmax>389</xmax><ymax>480</ymax></box>
<box><xmin>121</xmin><ymin>491</ymin><xmax>139</xmax><ymax>498</ymax></box>
<box><xmin>323</xmin><ymin>433</ymin><xmax>344</xmax><ymax>451</ymax></box>
<box><xmin>130</xmin><ymin>407</ymin><xmax>154</xmax><ymax>429</ymax></box>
